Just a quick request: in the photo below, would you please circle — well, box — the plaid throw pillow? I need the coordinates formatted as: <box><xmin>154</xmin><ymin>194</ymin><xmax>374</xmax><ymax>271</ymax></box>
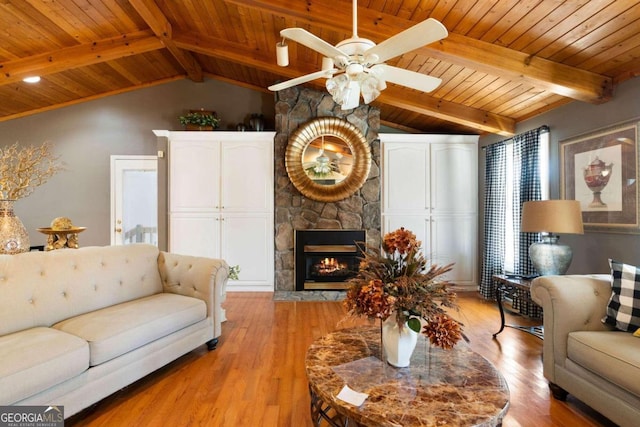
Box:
<box><xmin>602</xmin><ymin>260</ymin><xmax>640</xmax><ymax>332</ymax></box>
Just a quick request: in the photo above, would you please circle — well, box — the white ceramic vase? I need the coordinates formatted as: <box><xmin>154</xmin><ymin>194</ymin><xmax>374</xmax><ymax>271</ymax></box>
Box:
<box><xmin>382</xmin><ymin>315</ymin><xmax>419</xmax><ymax>367</ymax></box>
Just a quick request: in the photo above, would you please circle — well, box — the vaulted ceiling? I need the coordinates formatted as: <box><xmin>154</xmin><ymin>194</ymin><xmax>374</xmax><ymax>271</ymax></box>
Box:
<box><xmin>1</xmin><ymin>0</ymin><xmax>639</xmax><ymax>136</ymax></box>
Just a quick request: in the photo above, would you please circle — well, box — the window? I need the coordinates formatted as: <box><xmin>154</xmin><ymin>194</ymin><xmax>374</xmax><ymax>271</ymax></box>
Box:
<box><xmin>503</xmin><ymin>129</ymin><xmax>549</xmax><ymax>273</ymax></box>
<box><xmin>482</xmin><ymin>125</ymin><xmax>550</xmax><ymax>299</ymax></box>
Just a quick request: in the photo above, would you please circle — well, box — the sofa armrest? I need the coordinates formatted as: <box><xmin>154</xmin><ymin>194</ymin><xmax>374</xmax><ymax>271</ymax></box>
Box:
<box><xmin>157</xmin><ymin>252</ymin><xmax>229</xmax><ymax>339</ymax></box>
<box><xmin>530</xmin><ymin>274</ymin><xmax>612</xmax><ymax>382</ymax></box>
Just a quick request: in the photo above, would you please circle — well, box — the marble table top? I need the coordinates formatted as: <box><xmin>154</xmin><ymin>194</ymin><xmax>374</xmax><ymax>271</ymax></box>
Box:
<box><xmin>306</xmin><ymin>326</ymin><xmax>510</xmax><ymax>426</ymax></box>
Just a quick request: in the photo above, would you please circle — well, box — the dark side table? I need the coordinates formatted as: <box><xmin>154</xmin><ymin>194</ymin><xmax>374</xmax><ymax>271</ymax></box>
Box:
<box><xmin>492</xmin><ymin>274</ymin><xmax>543</xmax><ymax>339</ymax></box>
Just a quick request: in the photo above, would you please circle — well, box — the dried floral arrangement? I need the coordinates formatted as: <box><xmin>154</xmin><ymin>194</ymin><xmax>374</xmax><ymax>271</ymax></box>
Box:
<box><xmin>0</xmin><ymin>141</ymin><xmax>63</xmax><ymax>200</ymax></box>
<box><xmin>344</xmin><ymin>227</ymin><xmax>464</xmax><ymax>350</ymax></box>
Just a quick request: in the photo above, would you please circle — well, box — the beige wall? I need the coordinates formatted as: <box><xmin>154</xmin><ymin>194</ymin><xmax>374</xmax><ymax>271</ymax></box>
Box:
<box><xmin>0</xmin><ymin>78</ymin><xmax>275</xmax><ymax>247</ymax></box>
<box><xmin>478</xmin><ymin>77</ymin><xmax>640</xmax><ymax>275</ymax></box>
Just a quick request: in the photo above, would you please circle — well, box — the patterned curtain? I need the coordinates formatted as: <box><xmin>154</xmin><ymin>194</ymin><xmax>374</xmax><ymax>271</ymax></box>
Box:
<box><xmin>512</xmin><ymin>128</ymin><xmax>542</xmax><ymax>276</ymax></box>
<box><xmin>479</xmin><ymin>127</ymin><xmax>544</xmax><ymax>312</ymax></box>
<box><xmin>512</xmin><ymin>128</ymin><xmax>542</xmax><ymax>317</ymax></box>
<box><xmin>479</xmin><ymin>142</ymin><xmax>507</xmax><ymax>299</ymax></box>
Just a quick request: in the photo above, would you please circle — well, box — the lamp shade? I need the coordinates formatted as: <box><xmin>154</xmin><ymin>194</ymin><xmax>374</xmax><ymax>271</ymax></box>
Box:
<box><xmin>521</xmin><ymin>200</ymin><xmax>584</xmax><ymax>234</ymax></box>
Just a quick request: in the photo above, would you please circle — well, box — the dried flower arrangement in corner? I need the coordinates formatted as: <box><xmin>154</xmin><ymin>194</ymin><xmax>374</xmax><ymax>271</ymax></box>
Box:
<box><xmin>0</xmin><ymin>141</ymin><xmax>63</xmax><ymax>200</ymax></box>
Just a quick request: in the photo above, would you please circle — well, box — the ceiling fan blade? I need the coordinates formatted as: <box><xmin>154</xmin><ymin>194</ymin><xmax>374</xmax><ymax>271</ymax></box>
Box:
<box><xmin>365</xmin><ymin>18</ymin><xmax>448</xmax><ymax>63</ymax></box>
<box><xmin>372</xmin><ymin>64</ymin><xmax>442</xmax><ymax>93</ymax></box>
<box><xmin>281</xmin><ymin>28</ymin><xmax>346</xmax><ymax>59</ymax></box>
<box><xmin>268</xmin><ymin>69</ymin><xmax>335</xmax><ymax>92</ymax></box>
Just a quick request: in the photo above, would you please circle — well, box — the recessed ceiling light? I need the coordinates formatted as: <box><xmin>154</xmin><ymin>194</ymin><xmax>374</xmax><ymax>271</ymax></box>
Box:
<box><xmin>23</xmin><ymin>76</ymin><xmax>41</xmax><ymax>83</ymax></box>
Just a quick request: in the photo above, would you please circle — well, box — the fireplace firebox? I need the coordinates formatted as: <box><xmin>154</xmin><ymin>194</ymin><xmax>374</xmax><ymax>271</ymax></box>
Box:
<box><xmin>295</xmin><ymin>230</ymin><xmax>366</xmax><ymax>291</ymax></box>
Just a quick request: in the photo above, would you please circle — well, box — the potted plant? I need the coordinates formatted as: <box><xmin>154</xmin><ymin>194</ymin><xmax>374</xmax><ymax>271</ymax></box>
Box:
<box><xmin>179</xmin><ymin>110</ymin><xmax>220</xmax><ymax>131</ymax></box>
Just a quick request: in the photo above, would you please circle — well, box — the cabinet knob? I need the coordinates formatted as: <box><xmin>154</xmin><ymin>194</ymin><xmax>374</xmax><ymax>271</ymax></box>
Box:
<box><xmin>115</xmin><ymin>228</ymin><xmax>122</xmax><ymax>233</ymax></box>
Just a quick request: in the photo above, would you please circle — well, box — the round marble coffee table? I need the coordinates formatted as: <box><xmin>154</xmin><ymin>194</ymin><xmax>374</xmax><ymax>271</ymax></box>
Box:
<box><xmin>306</xmin><ymin>326</ymin><xmax>509</xmax><ymax>427</ymax></box>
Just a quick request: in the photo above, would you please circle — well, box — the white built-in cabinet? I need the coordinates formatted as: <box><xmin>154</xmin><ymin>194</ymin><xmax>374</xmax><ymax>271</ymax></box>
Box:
<box><xmin>155</xmin><ymin>131</ymin><xmax>275</xmax><ymax>292</ymax></box>
<box><xmin>380</xmin><ymin>134</ymin><xmax>479</xmax><ymax>287</ymax></box>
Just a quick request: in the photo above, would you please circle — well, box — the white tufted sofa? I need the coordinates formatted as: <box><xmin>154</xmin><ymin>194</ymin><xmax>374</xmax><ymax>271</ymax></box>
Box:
<box><xmin>531</xmin><ymin>275</ymin><xmax>640</xmax><ymax>427</ymax></box>
<box><xmin>0</xmin><ymin>244</ymin><xmax>228</xmax><ymax>418</ymax></box>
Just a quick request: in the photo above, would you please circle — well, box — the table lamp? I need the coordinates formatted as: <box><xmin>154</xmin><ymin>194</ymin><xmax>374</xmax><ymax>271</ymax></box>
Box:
<box><xmin>521</xmin><ymin>200</ymin><xmax>584</xmax><ymax>275</ymax></box>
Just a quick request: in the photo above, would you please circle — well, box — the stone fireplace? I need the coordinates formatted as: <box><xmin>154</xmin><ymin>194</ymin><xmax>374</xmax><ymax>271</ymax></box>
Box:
<box><xmin>274</xmin><ymin>87</ymin><xmax>381</xmax><ymax>292</ymax></box>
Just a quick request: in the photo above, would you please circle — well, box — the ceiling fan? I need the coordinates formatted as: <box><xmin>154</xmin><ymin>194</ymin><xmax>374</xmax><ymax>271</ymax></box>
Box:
<box><xmin>268</xmin><ymin>0</ymin><xmax>448</xmax><ymax>110</ymax></box>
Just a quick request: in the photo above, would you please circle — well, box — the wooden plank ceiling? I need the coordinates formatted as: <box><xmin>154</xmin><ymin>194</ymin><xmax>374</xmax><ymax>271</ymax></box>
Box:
<box><xmin>1</xmin><ymin>0</ymin><xmax>639</xmax><ymax>136</ymax></box>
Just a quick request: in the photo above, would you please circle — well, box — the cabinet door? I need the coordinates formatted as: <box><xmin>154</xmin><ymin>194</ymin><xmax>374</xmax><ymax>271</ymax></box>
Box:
<box><xmin>221</xmin><ymin>140</ymin><xmax>273</xmax><ymax>212</ymax></box>
<box><xmin>431</xmin><ymin>214</ymin><xmax>477</xmax><ymax>286</ymax></box>
<box><xmin>382</xmin><ymin>143</ymin><xmax>429</xmax><ymax>213</ymax></box>
<box><xmin>169</xmin><ymin>213</ymin><xmax>220</xmax><ymax>258</ymax></box>
<box><xmin>384</xmin><ymin>214</ymin><xmax>477</xmax><ymax>286</ymax></box>
<box><xmin>431</xmin><ymin>143</ymin><xmax>477</xmax><ymax>214</ymax></box>
<box><xmin>169</xmin><ymin>139</ymin><xmax>220</xmax><ymax>212</ymax></box>
<box><xmin>221</xmin><ymin>213</ymin><xmax>274</xmax><ymax>291</ymax></box>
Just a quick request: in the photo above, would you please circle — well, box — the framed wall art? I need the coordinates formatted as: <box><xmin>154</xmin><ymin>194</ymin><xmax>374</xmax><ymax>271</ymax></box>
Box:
<box><xmin>560</xmin><ymin>120</ymin><xmax>639</xmax><ymax>233</ymax></box>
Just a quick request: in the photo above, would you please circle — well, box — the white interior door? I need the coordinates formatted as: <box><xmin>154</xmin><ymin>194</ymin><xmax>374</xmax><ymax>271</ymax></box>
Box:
<box><xmin>111</xmin><ymin>156</ymin><xmax>158</xmax><ymax>245</ymax></box>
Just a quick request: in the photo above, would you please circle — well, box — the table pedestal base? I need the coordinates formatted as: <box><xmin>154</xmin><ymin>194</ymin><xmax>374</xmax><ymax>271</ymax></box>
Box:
<box><xmin>310</xmin><ymin>385</ymin><xmax>354</xmax><ymax>427</ymax></box>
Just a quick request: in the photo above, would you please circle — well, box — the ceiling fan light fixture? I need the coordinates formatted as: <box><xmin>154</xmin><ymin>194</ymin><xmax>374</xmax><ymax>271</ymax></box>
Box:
<box><xmin>326</xmin><ymin>74</ymin><xmax>349</xmax><ymax>103</ymax></box>
<box><xmin>346</xmin><ymin>63</ymin><xmax>364</xmax><ymax>77</ymax></box>
<box><xmin>361</xmin><ymin>76</ymin><xmax>381</xmax><ymax>104</ymax></box>
<box><xmin>23</xmin><ymin>76</ymin><xmax>41</xmax><ymax>84</ymax></box>
<box><xmin>341</xmin><ymin>80</ymin><xmax>360</xmax><ymax>110</ymax></box>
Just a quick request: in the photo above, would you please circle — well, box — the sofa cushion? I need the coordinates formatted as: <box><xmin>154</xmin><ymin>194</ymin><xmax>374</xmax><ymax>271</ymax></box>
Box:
<box><xmin>0</xmin><ymin>327</ymin><xmax>89</xmax><ymax>404</ymax></box>
<box><xmin>568</xmin><ymin>331</ymin><xmax>640</xmax><ymax>397</ymax></box>
<box><xmin>602</xmin><ymin>259</ymin><xmax>640</xmax><ymax>332</ymax></box>
<box><xmin>53</xmin><ymin>293</ymin><xmax>206</xmax><ymax>366</ymax></box>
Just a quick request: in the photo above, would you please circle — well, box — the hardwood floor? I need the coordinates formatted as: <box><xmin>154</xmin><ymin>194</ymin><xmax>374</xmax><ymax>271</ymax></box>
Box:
<box><xmin>66</xmin><ymin>292</ymin><xmax>616</xmax><ymax>426</ymax></box>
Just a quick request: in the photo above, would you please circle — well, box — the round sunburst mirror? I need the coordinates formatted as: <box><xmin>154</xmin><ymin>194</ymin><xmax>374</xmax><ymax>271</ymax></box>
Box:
<box><xmin>286</xmin><ymin>117</ymin><xmax>371</xmax><ymax>203</ymax></box>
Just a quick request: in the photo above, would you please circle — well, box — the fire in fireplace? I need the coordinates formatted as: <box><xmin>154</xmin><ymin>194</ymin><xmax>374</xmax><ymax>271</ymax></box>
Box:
<box><xmin>311</xmin><ymin>257</ymin><xmax>349</xmax><ymax>277</ymax></box>
<box><xmin>295</xmin><ymin>230</ymin><xmax>366</xmax><ymax>291</ymax></box>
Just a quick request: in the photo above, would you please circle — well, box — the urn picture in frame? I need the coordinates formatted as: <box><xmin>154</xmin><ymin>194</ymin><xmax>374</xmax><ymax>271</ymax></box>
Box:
<box><xmin>560</xmin><ymin>120</ymin><xmax>639</xmax><ymax>233</ymax></box>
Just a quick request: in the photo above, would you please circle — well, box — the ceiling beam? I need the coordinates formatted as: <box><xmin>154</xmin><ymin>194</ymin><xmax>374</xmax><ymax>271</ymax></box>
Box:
<box><xmin>174</xmin><ymin>32</ymin><xmax>280</xmax><ymax>77</ymax></box>
<box><xmin>226</xmin><ymin>0</ymin><xmax>612</xmax><ymax>104</ymax></box>
<box><xmin>129</xmin><ymin>0</ymin><xmax>203</xmax><ymax>82</ymax></box>
<box><xmin>377</xmin><ymin>87</ymin><xmax>515</xmax><ymax>136</ymax></box>
<box><xmin>174</xmin><ymin>31</ymin><xmax>514</xmax><ymax>135</ymax></box>
<box><xmin>0</xmin><ymin>31</ymin><xmax>162</xmax><ymax>85</ymax></box>
<box><xmin>432</xmin><ymin>33</ymin><xmax>612</xmax><ymax>104</ymax></box>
